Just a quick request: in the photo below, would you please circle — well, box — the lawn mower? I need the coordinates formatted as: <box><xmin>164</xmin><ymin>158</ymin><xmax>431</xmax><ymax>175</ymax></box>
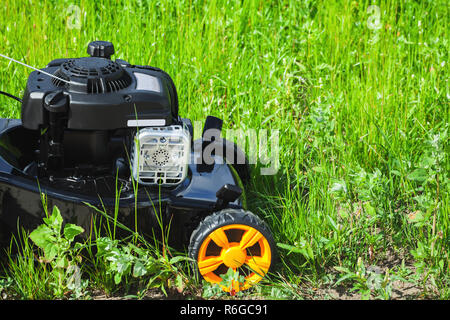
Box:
<box><xmin>0</xmin><ymin>41</ymin><xmax>276</xmax><ymax>291</ymax></box>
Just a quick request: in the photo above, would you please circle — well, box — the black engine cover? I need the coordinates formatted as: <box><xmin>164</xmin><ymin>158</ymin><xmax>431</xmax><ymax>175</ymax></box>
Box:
<box><xmin>18</xmin><ymin>41</ymin><xmax>181</xmax><ymax>175</ymax></box>
<box><xmin>21</xmin><ymin>50</ymin><xmax>178</xmax><ymax>130</ymax></box>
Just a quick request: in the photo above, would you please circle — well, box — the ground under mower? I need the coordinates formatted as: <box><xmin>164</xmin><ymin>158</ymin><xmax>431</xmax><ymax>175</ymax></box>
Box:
<box><xmin>0</xmin><ymin>41</ymin><xmax>276</xmax><ymax>291</ymax></box>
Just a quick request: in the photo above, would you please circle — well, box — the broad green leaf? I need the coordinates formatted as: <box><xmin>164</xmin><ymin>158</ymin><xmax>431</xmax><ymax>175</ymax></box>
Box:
<box><xmin>334</xmin><ymin>272</ymin><xmax>355</xmax><ymax>286</ymax></box>
<box><xmin>175</xmin><ymin>274</ymin><xmax>185</xmax><ymax>292</ymax></box>
<box><xmin>116</xmin><ymin>255</ymin><xmax>132</xmax><ymax>274</ymax></box>
<box><xmin>169</xmin><ymin>256</ymin><xmax>191</xmax><ymax>264</ymax></box>
<box><xmin>363</xmin><ymin>202</ymin><xmax>376</xmax><ymax>217</ymax></box>
<box><xmin>29</xmin><ymin>224</ymin><xmax>53</xmax><ymax>249</ymax></box>
<box><xmin>277</xmin><ymin>242</ymin><xmax>301</xmax><ymax>254</ymax></box>
<box><xmin>64</xmin><ymin>223</ymin><xmax>84</xmax><ymax>242</ymax></box>
<box><xmin>29</xmin><ymin>225</ymin><xmax>59</xmax><ymax>261</ymax></box>
<box><xmin>407</xmin><ymin>168</ymin><xmax>428</xmax><ymax>182</ymax></box>
<box><xmin>419</xmin><ymin>155</ymin><xmax>435</xmax><ymax>168</ymax></box>
<box><xmin>96</xmin><ymin>237</ymin><xmax>117</xmax><ymax>256</ymax></box>
<box><xmin>408</xmin><ymin>211</ymin><xmax>425</xmax><ymax>224</ymax></box>
<box><xmin>277</xmin><ymin>242</ymin><xmax>313</xmax><ymax>261</ymax></box>
<box><xmin>42</xmin><ymin>242</ymin><xmax>59</xmax><ymax>261</ymax></box>
<box><xmin>334</xmin><ymin>266</ymin><xmax>350</xmax><ymax>273</ymax></box>
<box><xmin>54</xmin><ymin>256</ymin><xmax>69</xmax><ymax>269</ymax></box>
<box><xmin>329</xmin><ymin>181</ymin><xmax>347</xmax><ymax>194</ymax></box>
<box><xmin>312</xmin><ymin>166</ymin><xmax>325</xmax><ymax>173</ymax></box>
<box><xmin>390</xmin><ymin>170</ymin><xmax>401</xmax><ymax>176</ymax></box>
<box><xmin>133</xmin><ymin>260</ymin><xmax>147</xmax><ymax>277</ymax></box>
<box><xmin>114</xmin><ymin>273</ymin><xmax>122</xmax><ymax>285</ymax></box>
<box><xmin>43</xmin><ymin>206</ymin><xmax>63</xmax><ymax>232</ymax></box>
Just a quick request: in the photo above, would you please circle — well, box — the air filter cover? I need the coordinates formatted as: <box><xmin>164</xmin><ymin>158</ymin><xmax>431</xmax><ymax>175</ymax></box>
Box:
<box><xmin>132</xmin><ymin>124</ymin><xmax>191</xmax><ymax>186</ymax></box>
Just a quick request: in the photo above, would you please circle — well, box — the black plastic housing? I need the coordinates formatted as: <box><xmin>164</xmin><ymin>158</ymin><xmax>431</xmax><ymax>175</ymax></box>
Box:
<box><xmin>18</xmin><ymin>41</ymin><xmax>181</xmax><ymax>175</ymax></box>
<box><xmin>0</xmin><ymin>119</ymin><xmax>244</xmax><ymax>249</ymax></box>
<box><xmin>21</xmin><ymin>59</ymin><xmax>179</xmax><ymax>130</ymax></box>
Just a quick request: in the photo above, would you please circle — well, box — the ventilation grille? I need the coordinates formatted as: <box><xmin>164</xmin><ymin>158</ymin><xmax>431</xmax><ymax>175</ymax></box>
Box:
<box><xmin>132</xmin><ymin>125</ymin><xmax>191</xmax><ymax>186</ymax></box>
<box><xmin>51</xmin><ymin>69</ymin><xmax>69</xmax><ymax>87</ymax></box>
<box><xmin>87</xmin><ymin>75</ymin><xmax>132</xmax><ymax>94</ymax></box>
<box><xmin>52</xmin><ymin>58</ymin><xmax>132</xmax><ymax>94</ymax></box>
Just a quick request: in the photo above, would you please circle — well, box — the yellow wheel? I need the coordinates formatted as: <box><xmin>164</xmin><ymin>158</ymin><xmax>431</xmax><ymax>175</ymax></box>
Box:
<box><xmin>189</xmin><ymin>209</ymin><xmax>276</xmax><ymax>292</ymax></box>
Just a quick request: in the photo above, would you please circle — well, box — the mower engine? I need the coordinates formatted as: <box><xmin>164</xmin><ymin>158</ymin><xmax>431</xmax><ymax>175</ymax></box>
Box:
<box><xmin>21</xmin><ymin>41</ymin><xmax>190</xmax><ymax>185</ymax></box>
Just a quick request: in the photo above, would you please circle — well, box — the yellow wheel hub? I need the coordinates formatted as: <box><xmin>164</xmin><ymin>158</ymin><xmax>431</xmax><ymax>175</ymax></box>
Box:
<box><xmin>197</xmin><ymin>224</ymin><xmax>272</xmax><ymax>292</ymax></box>
<box><xmin>222</xmin><ymin>244</ymin><xmax>246</xmax><ymax>268</ymax></box>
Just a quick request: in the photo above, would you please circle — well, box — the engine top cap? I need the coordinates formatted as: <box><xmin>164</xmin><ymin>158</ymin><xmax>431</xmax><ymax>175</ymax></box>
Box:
<box><xmin>87</xmin><ymin>41</ymin><xmax>115</xmax><ymax>59</ymax></box>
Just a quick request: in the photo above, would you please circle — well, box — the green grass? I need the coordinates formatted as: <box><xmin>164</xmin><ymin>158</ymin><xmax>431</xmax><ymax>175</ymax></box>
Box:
<box><xmin>0</xmin><ymin>0</ymin><xmax>449</xmax><ymax>299</ymax></box>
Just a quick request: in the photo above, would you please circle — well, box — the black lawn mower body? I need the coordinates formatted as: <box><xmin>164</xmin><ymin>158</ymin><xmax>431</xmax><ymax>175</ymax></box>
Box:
<box><xmin>0</xmin><ymin>41</ymin><xmax>275</xmax><ymax>291</ymax></box>
<box><xmin>0</xmin><ymin>118</ymin><xmax>245</xmax><ymax>248</ymax></box>
<box><xmin>0</xmin><ymin>41</ymin><xmax>245</xmax><ymax>247</ymax></box>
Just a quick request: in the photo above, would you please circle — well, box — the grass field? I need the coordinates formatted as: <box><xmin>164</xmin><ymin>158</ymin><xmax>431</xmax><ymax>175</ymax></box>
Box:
<box><xmin>0</xmin><ymin>0</ymin><xmax>448</xmax><ymax>299</ymax></box>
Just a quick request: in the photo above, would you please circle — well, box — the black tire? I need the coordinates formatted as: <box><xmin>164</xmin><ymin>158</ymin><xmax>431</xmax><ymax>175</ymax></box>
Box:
<box><xmin>188</xmin><ymin>208</ymin><xmax>276</xmax><ymax>291</ymax></box>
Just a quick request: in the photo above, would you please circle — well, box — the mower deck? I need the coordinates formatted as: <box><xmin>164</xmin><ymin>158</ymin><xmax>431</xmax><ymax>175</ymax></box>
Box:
<box><xmin>0</xmin><ymin>118</ymin><xmax>243</xmax><ymax>248</ymax></box>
